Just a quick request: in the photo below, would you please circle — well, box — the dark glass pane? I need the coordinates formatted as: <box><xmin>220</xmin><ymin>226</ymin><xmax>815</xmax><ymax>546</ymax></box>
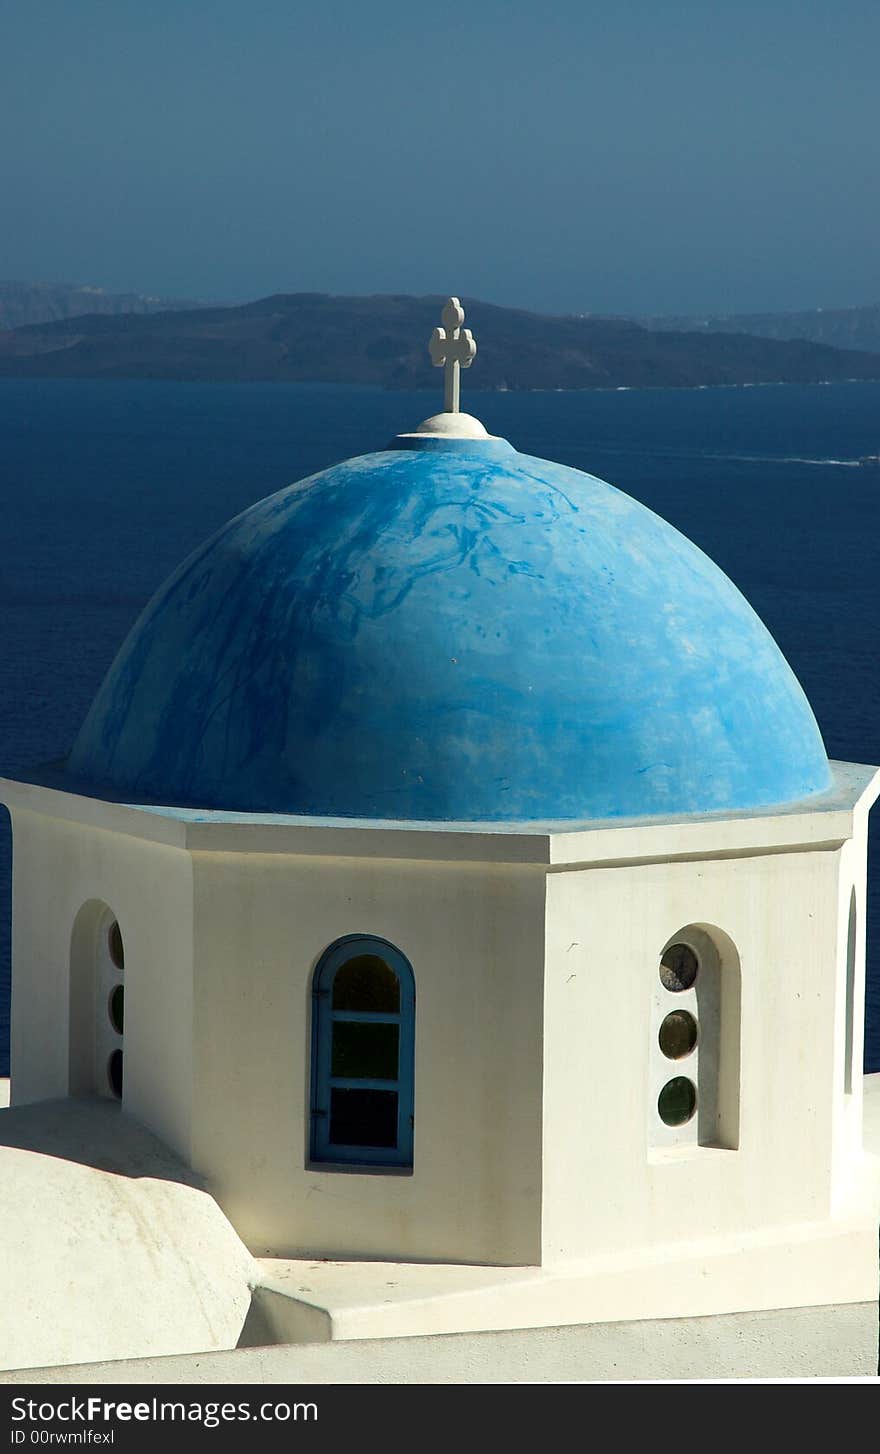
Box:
<box><xmin>332</xmin><ymin>954</ymin><xmax>400</xmax><ymax>1012</ymax></box>
<box><xmin>658</xmin><ymin>1010</ymin><xmax>697</xmax><ymax>1060</ymax></box>
<box><xmin>659</xmin><ymin>943</ymin><xmax>698</xmax><ymax>992</ymax></box>
<box><xmin>658</xmin><ymin>1077</ymin><xmax>697</xmax><ymax>1126</ymax></box>
<box><xmin>108</xmin><ymin>1049</ymin><xmax>123</xmax><ymax>1100</ymax></box>
<box><xmin>109</xmin><ymin>984</ymin><xmax>125</xmax><ymax>1036</ymax></box>
<box><xmin>332</xmin><ymin>1021</ymin><xmax>399</xmax><ymax>1079</ymax></box>
<box><xmin>108</xmin><ymin>920</ymin><xmax>124</xmax><ymax>970</ymax></box>
<box><xmin>329</xmin><ymin>1088</ymin><xmax>398</xmax><ymax>1148</ymax></box>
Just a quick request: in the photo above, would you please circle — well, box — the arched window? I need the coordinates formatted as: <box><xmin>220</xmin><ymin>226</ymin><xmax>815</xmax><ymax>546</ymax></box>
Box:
<box><xmin>310</xmin><ymin>935</ymin><xmax>415</xmax><ymax>1168</ymax></box>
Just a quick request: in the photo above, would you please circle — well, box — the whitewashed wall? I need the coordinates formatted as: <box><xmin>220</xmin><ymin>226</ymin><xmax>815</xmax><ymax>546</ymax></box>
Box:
<box><xmin>542</xmin><ymin>843</ymin><xmax>853</xmax><ymax>1262</ymax></box>
<box><xmin>4</xmin><ymin>764</ymin><xmax>876</xmax><ymax>1285</ymax></box>
<box><xmin>9</xmin><ymin>807</ymin><xmax>195</xmax><ymax>1162</ymax></box>
<box><xmin>189</xmin><ymin>852</ymin><xmax>547</xmax><ymax>1264</ymax></box>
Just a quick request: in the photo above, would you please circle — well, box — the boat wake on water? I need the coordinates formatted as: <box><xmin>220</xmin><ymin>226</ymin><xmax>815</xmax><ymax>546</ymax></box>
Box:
<box><xmin>776</xmin><ymin>456</ymin><xmax>865</xmax><ymax>467</ymax></box>
<box><xmin>583</xmin><ymin>444</ymin><xmax>873</xmax><ymax>468</ymax></box>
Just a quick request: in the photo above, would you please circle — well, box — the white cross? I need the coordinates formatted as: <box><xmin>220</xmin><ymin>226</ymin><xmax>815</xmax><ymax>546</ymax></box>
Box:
<box><xmin>428</xmin><ymin>297</ymin><xmax>477</xmax><ymax>414</ymax></box>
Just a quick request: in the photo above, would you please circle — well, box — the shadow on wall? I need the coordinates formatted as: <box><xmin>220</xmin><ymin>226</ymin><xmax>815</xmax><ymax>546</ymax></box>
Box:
<box><xmin>0</xmin><ymin>1096</ymin><xmax>196</xmax><ymax>1184</ymax></box>
<box><xmin>236</xmin><ymin>1285</ymin><xmax>331</xmax><ymax>1349</ymax></box>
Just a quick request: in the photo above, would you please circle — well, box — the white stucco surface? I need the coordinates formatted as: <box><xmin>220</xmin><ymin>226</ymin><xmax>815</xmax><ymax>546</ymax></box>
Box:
<box><xmin>244</xmin><ymin>1075</ymin><xmax>879</xmax><ymax>1343</ymax></box>
<box><xmin>190</xmin><ymin>850</ymin><xmax>546</xmax><ymax>1262</ymax></box>
<box><xmin>8</xmin><ymin>806</ymin><xmax>195</xmax><ymax>1163</ymax></box>
<box><xmin>0</xmin><ymin>764</ymin><xmax>877</xmax><ymax>1353</ymax></box>
<box><xmin>865</xmin><ymin>1066</ymin><xmax>880</xmax><ymax>1145</ymax></box>
<box><xmin>3</xmin><ymin>1302</ymin><xmax>876</xmax><ymax>1384</ymax></box>
<box><xmin>0</xmin><ymin>1099</ymin><xmax>256</xmax><ymax>1373</ymax></box>
<box><xmin>543</xmin><ymin>849</ymin><xmax>849</xmax><ymax>1260</ymax></box>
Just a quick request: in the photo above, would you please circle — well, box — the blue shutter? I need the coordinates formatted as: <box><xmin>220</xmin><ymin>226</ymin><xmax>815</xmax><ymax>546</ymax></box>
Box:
<box><xmin>310</xmin><ymin>935</ymin><xmax>415</xmax><ymax>1168</ymax></box>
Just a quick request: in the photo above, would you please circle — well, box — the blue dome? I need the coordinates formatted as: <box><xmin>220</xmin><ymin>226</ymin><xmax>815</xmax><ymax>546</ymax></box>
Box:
<box><xmin>68</xmin><ymin>433</ymin><xmax>831</xmax><ymax>822</ymax></box>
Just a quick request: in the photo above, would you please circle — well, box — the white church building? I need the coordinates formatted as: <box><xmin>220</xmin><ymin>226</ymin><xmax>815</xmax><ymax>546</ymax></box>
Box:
<box><xmin>0</xmin><ymin>299</ymin><xmax>877</xmax><ymax>1381</ymax></box>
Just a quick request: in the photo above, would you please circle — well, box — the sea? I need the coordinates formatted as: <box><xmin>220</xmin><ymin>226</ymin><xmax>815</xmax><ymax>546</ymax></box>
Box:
<box><xmin>1</xmin><ymin>376</ymin><xmax>879</xmax><ymax>1074</ymax></box>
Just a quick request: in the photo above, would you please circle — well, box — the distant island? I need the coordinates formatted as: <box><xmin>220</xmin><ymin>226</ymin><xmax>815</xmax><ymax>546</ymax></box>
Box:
<box><xmin>0</xmin><ymin>279</ymin><xmax>202</xmax><ymax>332</ymax></box>
<box><xmin>2</xmin><ymin>289</ymin><xmax>880</xmax><ymax>391</ymax></box>
<box><xmin>637</xmin><ymin>300</ymin><xmax>880</xmax><ymax>358</ymax></box>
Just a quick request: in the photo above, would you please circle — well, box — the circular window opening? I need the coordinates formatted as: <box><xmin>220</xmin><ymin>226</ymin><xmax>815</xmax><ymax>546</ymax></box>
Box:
<box><xmin>659</xmin><ymin>942</ymin><xmax>698</xmax><ymax>993</ymax></box>
<box><xmin>108</xmin><ymin>920</ymin><xmax>124</xmax><ymax>971</ymax></box>
<box><xmin>108</xmin><ymin>984</ymin><xmax>125</xmax><ymax>1036</ymax></box>
<box><xmin>107</xmin><ymin>1048</ymin><xmax>123</xmax><ymax>1100</ymax></box>
<box><xmin>658</xmin><ymin>1009</ymin><xmax>697</xmax><ymax>1060</ymax></box>
<box><xmin>658</xmin><ymin>1076</ymin><xmax>696</xmax><ymax>1126</ymax></box>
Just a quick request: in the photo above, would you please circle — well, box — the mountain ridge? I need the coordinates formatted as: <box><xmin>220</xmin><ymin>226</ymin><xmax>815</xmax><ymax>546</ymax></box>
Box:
<box><xmin>0</xmin><ymin>279</ymin><xmax>203</xmax><ymax>332</ymax></box>
<box><xmin>637</xmin><ymin>300</ymin><xmax>880</xmax><ymax>356</ymax></box>
<box><xmin>2</xmin><ymin>290</ymin><xmax>880</xmax><ymax>391</ymax></box>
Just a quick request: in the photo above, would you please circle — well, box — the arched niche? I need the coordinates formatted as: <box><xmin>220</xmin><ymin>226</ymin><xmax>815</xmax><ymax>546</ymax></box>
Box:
<box><xmin>655</xmin><ymin>922</ymin><xmax>741</xmax><ymax>1151</ymax></box>
<box><xmin>69</xmin><ymin>899</ymin><xmax>125</xmax><ymax>1101</ymax></box>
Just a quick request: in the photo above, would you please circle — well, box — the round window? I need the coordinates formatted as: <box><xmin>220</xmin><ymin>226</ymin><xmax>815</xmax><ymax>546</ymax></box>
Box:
<box><xmin>108</xmin><ymin>984</ymin><xmax>125</xmax><ymax>1036</ymax></box>
<box><xmin>658</xmin><ymin>1009</ymin><xmax>697</xmax><ymax>1060</ymax></box>
<box><xmin>108</xmin><ymin>920</ymin><xmax>124</xmax><ymax>971</ymax></box>
<box><xmin>657</xmin><ymin>1076</ymin><xmax>696</xmax><ymax>1126</ymax></box>
<box><xmin>108</xmin><ymin>1049</ymin><xmax>123</xmax><ymax>1100</ymax></box>
<box><xmin>659</xmin><ymin>942</ymin><xmax>698</xmax><ymax>992</ymax></box>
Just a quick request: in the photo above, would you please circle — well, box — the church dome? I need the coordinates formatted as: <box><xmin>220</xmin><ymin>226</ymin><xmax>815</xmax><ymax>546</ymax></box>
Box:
<box><xmin>67</xmin><ymin>429</ymin><xmax>831</xmax><ymax>823</ymax></box>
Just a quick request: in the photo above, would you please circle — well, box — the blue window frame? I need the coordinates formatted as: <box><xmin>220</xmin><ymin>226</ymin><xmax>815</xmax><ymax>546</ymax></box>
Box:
<box><xmin>310</xmin><ymin>935</ymin><xmax>415</xmax><ymax>1168</ymax></box>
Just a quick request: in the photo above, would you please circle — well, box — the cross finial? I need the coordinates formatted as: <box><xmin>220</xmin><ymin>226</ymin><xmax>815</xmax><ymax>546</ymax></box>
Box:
<box><xmin>428</xmin><ymin>297</ymin><xmax>477</xmax><ymax>414</ymax></box>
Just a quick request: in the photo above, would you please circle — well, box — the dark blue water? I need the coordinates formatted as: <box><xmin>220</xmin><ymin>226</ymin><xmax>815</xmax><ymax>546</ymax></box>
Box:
<box><xmin>1</xmin><ymin>377</ymin><xmax>879</xmax><ymax>1073</ymax></box>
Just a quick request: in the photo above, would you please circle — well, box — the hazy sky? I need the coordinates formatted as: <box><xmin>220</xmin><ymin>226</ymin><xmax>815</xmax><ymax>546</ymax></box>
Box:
<box><xmin>2</xmin><ymin>0</ymin><xmax>878</xmax><ymax>316</ymax></box>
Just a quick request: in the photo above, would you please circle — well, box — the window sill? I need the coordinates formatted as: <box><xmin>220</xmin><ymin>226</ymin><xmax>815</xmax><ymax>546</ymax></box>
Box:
<box><xmin>306</xmin><ymin>1160</ymin><xmax>414</xmax><ymax>1177</ymax></box>
<box><xmin>647</xmin><ymin>1142</ymin><xmax>738</xmax><ymax>1165</ymax></box>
